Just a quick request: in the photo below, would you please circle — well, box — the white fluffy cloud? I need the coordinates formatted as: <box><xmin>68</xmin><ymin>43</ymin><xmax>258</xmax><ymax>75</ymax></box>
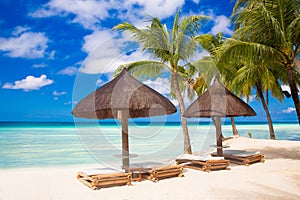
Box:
<box><xmin>29</xmin><ymin>0</ymin><xmax>111</xmax><ymax>30</ymax></box>
<box><xmin>80</xmin><ymin>45</ymin><xmax>149</xmax><ymax>74</ymax></box>
<box><xmin>58</xmin><ymin>66</ymin><xmax>78</xmax><ymax>76</ymax></box>
<box><xmin>79</xmin><ymin>30</ymin><xmax>151</xmax><ymax>74</ymax></box>
<box><xmin>2</xmin><ymin>75</ymin><xmax>53</xmax><ymax>91</ymax></box>
<box><xmin>0</xmin><ymin>27</ymin><xmax>49</xmax><ymax>59</ymax></box>
<box><xmin>211</xmin><ymin>15</ymin><xmax>233</xmax><ymax>36</ymax></box>
<box><xmin>142</xmin><ymin>77</ymin><xmax>197</xmax><ymax>107</ymax></box>
<box><xmin>81</xmin><ymin>30</ymin><xmax>114</xmax><ymax>53</ymax></box>
<box><xmin>79</xmin><ymin>30</ymin><xmax>121</xmax><ymax>73</ymax></box>
<box><xmin>79</xmin><ymin>26</ymin><xmax>208</xmax><ymax>74</ymax></box>
<box><xmin>282</xmin><ymin>107</ymin><xmax>296</xmax><ymax>114</ymax></box>
<box><xmin>12</xmin><ymin>26</ymin><xmax>31</xmax><ymax>36</ymax></box>
<box><xmin>30</xmin><ymin>0</ymin><xmax>184</xmax><ymax>30</ymax></box>
<box><xmin>124</xmin><ymin>0</ymin><xmax>185</xmax><ymax>20</ymax></box>
<box><xmin>143</xmin><ymin>77</ymin><xmax>170</xmax><ymax>95</ymax></box>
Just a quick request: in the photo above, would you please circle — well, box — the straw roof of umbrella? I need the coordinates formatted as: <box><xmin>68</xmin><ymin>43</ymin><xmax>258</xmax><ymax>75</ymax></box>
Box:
<box><xmin>72</xmin><ymin>69</ymin><xmax>177</xmax><ymax>119</ymax></box>
<box><xmin>184</xmin><ymin>79</ymin><xmax>256</xmax><ymax>157</ymax></box>
<box><xmin>184</xmin><ymin>79</ymin><xmax>256</xmax><ymax>118</ymax></box>
<box><xmin>72</xmin><ymin>68</ymin><xmax>177</xmax><ymax>168</ymax></box>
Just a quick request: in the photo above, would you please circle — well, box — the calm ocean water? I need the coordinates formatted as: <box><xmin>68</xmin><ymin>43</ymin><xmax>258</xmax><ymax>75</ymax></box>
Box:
<box><xmin>0</xmin><ymin>122</ymin><xmax>299</xmax><ymax>169</ymax></box>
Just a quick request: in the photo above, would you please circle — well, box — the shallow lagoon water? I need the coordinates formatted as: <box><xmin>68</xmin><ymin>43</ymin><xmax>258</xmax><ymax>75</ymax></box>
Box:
<box><xmin>0</xmin><ymin>122</ymin><xmax>298</xmax><ymax>168</ymax></box>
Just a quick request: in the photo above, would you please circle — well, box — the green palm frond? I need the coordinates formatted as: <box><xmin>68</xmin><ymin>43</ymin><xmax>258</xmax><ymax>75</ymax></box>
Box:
<box><xmin>233</xmin><ymin>0</ymin><xmax>299</xmax><ymax>51</ymax></box>
<box><xmin>147</xmin><ymin>18</ymin><xmax>172</xmax><ymax>60</ymax></box>
<box><xmin>176</xmin><ymin>65</ymin><xmax>189</xmax><ymax>78</ymax></box>
<box><xmin>230</xmin><ymin>62</ymin><xmax>284</xmax><ymax>101</ymax></box>
<box><xmin>112</xmin><ymin>61</ymin><xmax>167</xmax><ymax>79</ymax></box>
<box><xmin>219</xmin><ymin>38</ymin><xmax>283</xmax><ymax>66</ymax></box>
<box><xmin>113</xmin><ymin>11</ymin><xmax>212</xmax><ymax>105</ymax></box>
<box><xmin>194</xmin><ymin>34</ymin><xmax>215</xmax><ymax>55</ymax></box>
<box><xmin>287</xmin><ymin>15</ymin><xmax>300</xmax><ymax>48</ymax></box>
<box><xmin>114</xmin><ymin>10</ymin><xmax>211</xmax><ymax>74</ymax></box>
<box><xmin>190</xmin><ymin>57</ymin><xmax>218</xmax><ymax>75</ymax></box>
<box><xmin>232</xmin><ymin>0</ymin><xmax>254</xmax><ymax>14</ymax></box>
<box><xmin>179</xmin><ymin>15</ymin><xmax>211</xmax><ymax>37</ymax></box>
<box><xmin>113</xmin><ymin>20</ymin><xmax>172</xmax><ymax>63</ymax></box>
<box><xmin>175</xmin><ymin>33</ymin><xmax>198</xmax><ymax>62</ymax></box>
<box><xmin>194</xmin><ymin>33</ymin><xmax>224</xmax><ymax>56</ymax></box>
<box><xmin>231</xmin><ymin>65</ymin><xmax>256</xmax><ymax>97</ymax></box>
<box><xmin>172</xmin><ymin>8</ymin><xmax>180</xmax><ymax>41</ymax></box>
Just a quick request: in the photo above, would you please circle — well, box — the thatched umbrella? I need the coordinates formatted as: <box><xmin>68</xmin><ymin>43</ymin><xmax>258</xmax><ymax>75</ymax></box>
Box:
<box><xmin>184</xmin><ymin>79</ymin><xmax>256</xmax><ymax>156</ymax></box>
<box><xmin>72</xmin><ymin>68</ymin><xmax>176</xmax><ymax>169</ymax></box>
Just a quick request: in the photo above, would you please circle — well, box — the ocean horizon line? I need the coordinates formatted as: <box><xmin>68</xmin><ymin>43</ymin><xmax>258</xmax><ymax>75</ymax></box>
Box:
<box><xmin>0</xmin><ymin>121</ymin><xmax>298</xmax><ymax>126</ymax></box>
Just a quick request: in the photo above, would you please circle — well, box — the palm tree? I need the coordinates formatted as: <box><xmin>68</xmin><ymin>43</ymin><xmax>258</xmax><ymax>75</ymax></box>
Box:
<box><xmin>193</xmin><ymin>33</ymin><xmax>240</xmax><ymax>136</ymax></box>
<box><xmin>113</xmin><ymin>10</ymin><xmax>210</xmax><ymax>154</ymax></box>
<box><xmin>221</xmin><ymin>0</ymin><xmax>300</xmax><ymax>124</ymax></box>
<box><xmin>229</xmin><ymin>62</ymin><xmax>284</xmax><ymax>139</ymax></box>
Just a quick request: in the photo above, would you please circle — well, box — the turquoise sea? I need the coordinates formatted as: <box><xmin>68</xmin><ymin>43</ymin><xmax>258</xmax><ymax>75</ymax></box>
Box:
<box><xmin>0</xmin><ymin>122</ymin><xmax>299</xmax><ymax>169</ymax></box>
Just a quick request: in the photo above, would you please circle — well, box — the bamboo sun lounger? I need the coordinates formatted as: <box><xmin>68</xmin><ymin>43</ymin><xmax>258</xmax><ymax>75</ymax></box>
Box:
<box><xmin>77</xmin><ymin>168</ymin><xmax>132</xmax><ymax>190</ymax></box>
<box><xmin>175</xmin><ymin>154</ymin><xmax>230</xmax><ymax>172</ymax></box>
<box><xmin>125</xmin><ymin>162</ymin><xmax>184</xmax><ymax>183</ymax></box>
<box><xmin>211</xmin><ymin>150</ymin><xmax>265</xmax><ymax>166</ymax></box>
<box><xmin>143</xmin><ymin>165</ymin><xmax>184</xmax><ymax>182</ymax></box>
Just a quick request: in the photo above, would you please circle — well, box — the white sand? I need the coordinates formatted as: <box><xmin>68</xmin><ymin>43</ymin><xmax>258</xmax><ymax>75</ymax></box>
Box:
<box><xmin>1</xmin><ymin>137</ymin><xmax>300</xmax><ymax>200</ymax></box>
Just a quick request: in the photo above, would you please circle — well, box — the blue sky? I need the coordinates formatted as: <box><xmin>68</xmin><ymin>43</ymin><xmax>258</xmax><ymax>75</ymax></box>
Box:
<box><xmin>0</xmin><ymin>0</ymin><xmax>298</xmax><ymax>122</ymax></box>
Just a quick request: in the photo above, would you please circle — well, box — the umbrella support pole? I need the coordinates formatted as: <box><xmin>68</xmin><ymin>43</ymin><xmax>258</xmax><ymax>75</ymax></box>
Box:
<box><xmin>121</xmin><ymin>111</ymin><xmax>129</xmax><ymax>171</ymax></box>
<box><xmin>215</xmin><ymin>117</ymin><xmax>223</xmax><ymax>157</ymax></box>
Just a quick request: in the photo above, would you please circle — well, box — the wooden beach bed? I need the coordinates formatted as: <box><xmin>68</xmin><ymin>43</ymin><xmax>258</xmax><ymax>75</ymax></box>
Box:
<box><xmin>125</xmin><ymin>162</ymin><xmax>184</xmax><ymax>183</ymax></box>
<box><xmin>143</xmin><ymin>165</ymin><xmax>184</xmax><ymax>182</ymax></box>
<box><xmin>77</xmin><ymin>168</ymin><xmax>132</xmax><ymax>190</ymax></box>
<box><xmin>175</xmin><ymin>154</ymin><xmax>230</xmax><ymax>172</ymax></box>
<box><xmin>211</xmin><ymin>150</ymin><xmax>265</xmax><ymax>166</ymax></box>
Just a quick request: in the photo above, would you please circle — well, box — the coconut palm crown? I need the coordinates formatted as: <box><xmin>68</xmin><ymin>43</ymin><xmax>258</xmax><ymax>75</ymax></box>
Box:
<box><xmin>220</xmin><ymin>0</ymin><xmax>300</xmax><ymax>124</ymax></box>
<box><xmin>113</xmin><ymin>10</ymin><xmax>210</xmax><ymax>154</ymax></box>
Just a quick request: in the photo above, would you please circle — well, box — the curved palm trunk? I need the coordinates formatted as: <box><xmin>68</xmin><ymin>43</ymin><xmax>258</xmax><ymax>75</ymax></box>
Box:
<box><xmin>286</xmin><ymin>66</ymin><xmax>300</xmax><ymax>125</ymax></box>
<box><xmin>214</xmin><ymin>117</ymin><xmax>223</xmax><ymax>156</ymax></box>
<box><xmin>294</xmin><ymin>57</ymin><xmax>300</xmax><ymax>72</ymax></box>
<box><xmin>256</xmin><ymin>84</ymin><xmax>276</xmax><ymax>139</ymax></box>
<box><xmin>172</xmin><ymin>72</ymin><xmax>192</xmax><ymax>154</ymax></box>
<box><xmin>230</xmin><ymin>117</ymin><xmax>239</xmax><ymax>136</ymax></box>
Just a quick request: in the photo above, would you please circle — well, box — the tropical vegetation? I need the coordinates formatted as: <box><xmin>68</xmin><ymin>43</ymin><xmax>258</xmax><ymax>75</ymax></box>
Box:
<box><xmin>113</xmin><ymin>10</ymin><xmax>210</xmax><ymax>154</ymax></box>
<box><xmin>220</xmin><ymin>0</ymin><xmax>300</xmax><ymax>126</ymax></box>
<box><xmin>193</xmin><ymin>32</ymin><xmax>240</xmax><ymax>136</ymax></box>
<box><xmin>110</xmin><ymin>0</ymin><xmax>299</xmax><ymax>148</ymax></box>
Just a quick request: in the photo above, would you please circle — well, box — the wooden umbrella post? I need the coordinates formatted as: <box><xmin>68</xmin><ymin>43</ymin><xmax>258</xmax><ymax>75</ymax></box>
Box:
<box><xmin>72</xmin><ymin>69</ymin><xmax>178</xmax><ymax>176</ymax></box>
<box><xmin>215</xmin><ymin>117</ymin><xmax>223</xmax><ymax>156</ymax></box>
<box><xmin>121</xmin><ymin>111</ymin><xmax>129</xmax><ymax>170</ymax></box>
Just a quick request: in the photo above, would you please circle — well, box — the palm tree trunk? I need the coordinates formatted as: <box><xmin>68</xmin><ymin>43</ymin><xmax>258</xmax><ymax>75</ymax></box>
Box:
<box><xmin>265</xmin><ymin>90</ymin><xmax>269</xmax><ymax>105</ymax></box>
<box><xmin>214</xmin><ymin>117</ymin><xmax>223</xmax><ymax>156</ymax></box>
<box><xmin>230</xmin><ymin>117</ymin><xmax>239</xmax><ymax>136</ymax></box>
<box><xmin>172</xmin><ymin>72</ymin><xmax>192</xmax><ymax>154</ymax></box>
<box><xmin>256</xmin><ymin>84</ymin><xmax>276</xmax><ymax>139</ymax></box>
<box><xmin>294</xmin><ymin>57</ymin><xmax>300</xmax><ymax>72</ymax></box>
<box><xmin>286</xmin><ymin>66</ymin><xmax>300</xmax><ymax>125</ymax></box>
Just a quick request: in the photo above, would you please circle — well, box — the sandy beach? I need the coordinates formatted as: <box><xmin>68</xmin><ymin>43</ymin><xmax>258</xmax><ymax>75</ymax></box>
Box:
<box><xmin>1</xmin><ymin>136</ymin><xmax>299</xmax><ymax>200</ymax></box>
